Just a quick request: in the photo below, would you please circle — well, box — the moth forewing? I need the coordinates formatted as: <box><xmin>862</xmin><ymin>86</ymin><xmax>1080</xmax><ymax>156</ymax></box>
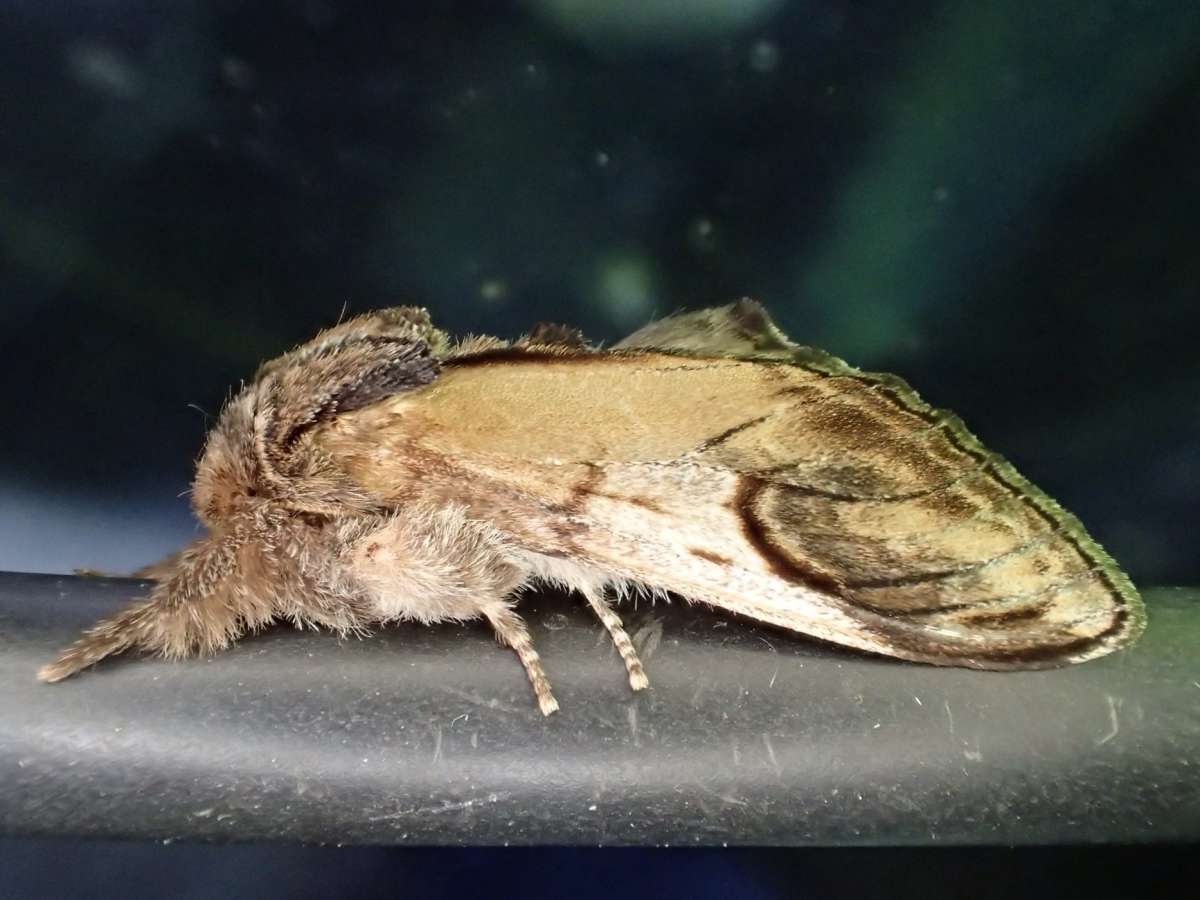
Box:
<box><xmin>318</xmin><ymin>315</ymin><xmax>1144</xmax><ymax>671</ymax></box>
<box><xmin>41</xmin><ymin>301</ymin><xmax>1145</xmax><ymax>716</ymax></box>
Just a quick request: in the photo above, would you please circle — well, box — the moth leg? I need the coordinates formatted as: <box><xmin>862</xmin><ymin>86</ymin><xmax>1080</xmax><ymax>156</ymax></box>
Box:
<box><xmin>483</xmin><ymin>605</ymin><xmax>559</xmax><ymax>716</ymax></box>
<box><xmin>336</xmin><ymin>507</ymin><xmax>559</xmax><ymax>715</ymax></box>
<box><xmin>582</xmin><ymin>588</ymin><xmax>649</xmax><ymax>692</ymax></box>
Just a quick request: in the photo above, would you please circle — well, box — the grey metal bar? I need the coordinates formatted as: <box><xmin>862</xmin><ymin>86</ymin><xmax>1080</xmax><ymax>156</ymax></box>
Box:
<box><xmin>1</xmin><ymin>573</ymin><xmax>1196</xmax><ymax>845</ymax></box>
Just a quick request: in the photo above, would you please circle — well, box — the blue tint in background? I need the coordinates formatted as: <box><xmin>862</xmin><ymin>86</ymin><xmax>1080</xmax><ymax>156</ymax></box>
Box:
<box><xmin>1</xmin><ymin>0</ymin><xmax>1197</xmax><ymax>893</ymax></box>
<box><xmin>2</xmin><ymin>0</ymin><xmax>1196</xmax><ymax>584</ymax></box>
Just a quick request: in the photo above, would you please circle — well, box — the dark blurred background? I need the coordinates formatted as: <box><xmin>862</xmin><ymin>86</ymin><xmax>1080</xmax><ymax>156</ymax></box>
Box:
<box><xmin>2</xmin><ymin>1</ymin><xmax>1199</xmax><ymax>894</ymax></box>
<box><xmin>1</xmin><ymin>0</ymin><xmax>1198</xmax><ymax>583</ymax></box>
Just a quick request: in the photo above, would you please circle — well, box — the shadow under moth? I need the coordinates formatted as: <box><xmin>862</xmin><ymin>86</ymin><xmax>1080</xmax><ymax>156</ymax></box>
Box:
<box><xmin>40</xmin><ymin>300</ymin><xmax>1146</xmax><ymax>714</ymax></box>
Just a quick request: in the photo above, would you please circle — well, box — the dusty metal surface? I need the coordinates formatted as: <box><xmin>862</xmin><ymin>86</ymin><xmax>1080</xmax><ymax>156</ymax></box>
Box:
<box><xmin>1</xmin><ymin>573</ymin><xmax>1196</xmax><ymax>845</ymax></box>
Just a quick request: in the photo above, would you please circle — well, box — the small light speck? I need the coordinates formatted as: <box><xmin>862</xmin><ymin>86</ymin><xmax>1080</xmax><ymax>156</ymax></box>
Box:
<box><xmin>220</xmin><ymin>57</ymin><xmax>256</xmax><ymax>90</ymax></box>
<box><xmin>749</xmin><ymin>39</ymin><xmax>780</xmax><ymax>73</ymax></box>
<box><xmin>688</xmin><ymin>217</ymin><xmax>717</xmax><ymax>253</ymax></box>
<box><xmin>588</xmin><ymin>804</ymin><xmax>598</xmax><ymax>811</ymax></box>
<box><xmin>594</xmin><ymin>150</ymin><xmax>610</xmax><ymax>167</ymax></box>
<box><xmin>479</xmin><ymin>278</ymin><xmax>509</xmax><ymax>302</ymax></box>
<box><xmin>594</xmin><ymin>251</ymin><xmax>656</xmax><ymax>327</ymax></box>
<box><xmin>65</xmin><ymin>41</ymin><xmax>143</xmax><ymax>100</ymax></box>
<box><xmin>523</xmin><ymin>61</ymin><xmax>546</xmax><ymax>88</ymax></box>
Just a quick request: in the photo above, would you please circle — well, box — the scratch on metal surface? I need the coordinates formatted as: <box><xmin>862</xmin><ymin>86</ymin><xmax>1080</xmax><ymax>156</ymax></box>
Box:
<box><xmin>626</xmin><ymin>703</ymin><xmax>641</xmax><ymax>747</ymax></box>
<box><xmin>1097</xmin><ymin>694</ymin><xmax>1123</xmax><ymax>746</ymax></box>
<box><xmin>437</xmin><ymin>685</ymin><xmax>524</xmax><ymax>714</ymax></box>
<box><xmin>431</xmin><ymin>725</ymin><xmax>444</xmax><ymax>764</ymax></box>
<box><xmin>693</xmin><ymin>782</ymin><xmax>749</xmax><ymax>808</ymax></box>
<box><xmin>755</xmin><ymin>635</ymin><xmax>780</xmax><ymax>689</ymax></box>
<box><xmin>367</xmin><ymin>793</ymin><xmax>510</xmax><ymax>822</ymax></box>
<box><xmin>632</xmin><ymin>616</ymin><xmax>664</xmax><ymax>660</ymax></box>
<box><xmin>762</xmin><ymin>733</ymin><xmax>781</xmax><ymax>777</ymax></box>
<box><xmin>944</xmin><ymin>700</ymin><xmax>955</xmax><ymax>737</ymax></box>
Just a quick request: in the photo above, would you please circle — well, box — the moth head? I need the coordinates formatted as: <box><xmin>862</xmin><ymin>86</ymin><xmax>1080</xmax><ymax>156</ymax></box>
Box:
<box><xmin>194</xmin><ymin>307</ymin><xmax>442</xmax><ymax>524</ymax></box>
<box><xmin>192</xmin><ymin>389</ymin><xmax>264</xmax><ymax>527</ymax></box>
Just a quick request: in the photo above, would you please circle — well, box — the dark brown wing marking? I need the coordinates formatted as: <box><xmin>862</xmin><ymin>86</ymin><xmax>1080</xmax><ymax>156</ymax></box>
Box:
<box><xmin>689</xmin><ymin>548</ymin><xmax>734</xmax><ymax>566</ymax></box>
<box><xmin>724</xmin><ymin>370</ymin><xmax>1141</xmax><ymax>667</ymax></box>
<box><xmin>338</xmin><ymin>301</ymin><xmax>1144</xmax><ymax>670</ymax></box>
<box><xmin>619</xmin><ymin>301</ymin><xmax>1144</xmax><ymax>668</ymax></box>
<box><xmin>732</xmin><ymin>477</ymin><xmax>846</xmax><ymax>596</ymax></box>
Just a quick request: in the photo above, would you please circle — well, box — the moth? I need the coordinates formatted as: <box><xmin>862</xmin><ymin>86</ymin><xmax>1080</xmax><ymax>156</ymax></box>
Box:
<box><xmin>40</xmin><ymin>300</ymin><xmax>1146</xmax><ymax>714</ymax></box>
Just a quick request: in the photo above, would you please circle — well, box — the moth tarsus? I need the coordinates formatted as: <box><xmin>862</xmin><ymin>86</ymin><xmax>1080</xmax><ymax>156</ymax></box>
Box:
<box><xmin>40</xmin><ymin>300</ymin><xmax>1146</xmax><ymax>714</ymax></box>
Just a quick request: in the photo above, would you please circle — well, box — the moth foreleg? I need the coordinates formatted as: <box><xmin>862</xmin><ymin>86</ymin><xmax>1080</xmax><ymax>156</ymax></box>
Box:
<box><xmin>582</xmin><ymin>588</ymin><xmax>650</xmax><ymax>692</ymax></box>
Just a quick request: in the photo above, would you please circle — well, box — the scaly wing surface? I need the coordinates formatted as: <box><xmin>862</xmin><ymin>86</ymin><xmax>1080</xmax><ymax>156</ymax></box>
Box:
<box><xmin>316</xmin><ymin>303</ymin><xmax>1144</xmax><ymax>669</ymax></box>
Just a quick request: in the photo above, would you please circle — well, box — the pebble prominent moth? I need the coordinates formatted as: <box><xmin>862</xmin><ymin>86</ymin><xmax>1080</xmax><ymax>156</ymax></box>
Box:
<box><xmin>39</xmin><ymin>300</ymin><xmax>1146</xmax><ymax>714</ymax></box>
